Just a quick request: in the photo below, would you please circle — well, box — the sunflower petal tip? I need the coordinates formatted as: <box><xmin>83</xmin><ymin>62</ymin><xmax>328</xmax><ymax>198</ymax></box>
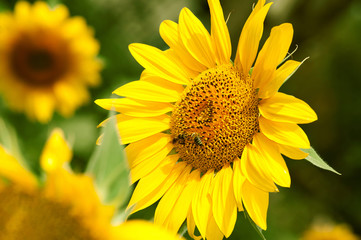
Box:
<box><xmin>128</xmin><ymin>43</ymin><xmax>140</xmax><ymax>52</ymax></box>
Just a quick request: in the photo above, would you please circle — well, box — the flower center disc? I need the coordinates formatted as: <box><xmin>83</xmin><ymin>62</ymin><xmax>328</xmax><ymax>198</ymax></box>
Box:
<box><xmin>0</xmin><ymin>186</ymin><xmax>97</xmax><ymax>240</ymax></box>
<box><xmin>170</xmin><ymin>64</ymin><xmax>259</xmax><ymax>173</ymax></box>
<box><xmin>9</xmin><ymin>30</ymin><xmax>70</xmax><ymax>86</ymax></box>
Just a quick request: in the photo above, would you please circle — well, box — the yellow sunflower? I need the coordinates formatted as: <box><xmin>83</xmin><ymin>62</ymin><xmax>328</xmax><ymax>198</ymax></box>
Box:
<box><xmin>0</xmin><ymin>129</ymin><xmax>183</xmax><ymax>240</ymax></box>
<box><xmin>96</xmin><ymin>0</ymin><xmax>317</xmax><ymax>238</ymax></box>
<box><xmin>0</xmin><ymin>1</ymin><xmax>102</xmax><ymax>123</ymax></box>
<box><xmin>301</xmin><ymin>223</ymin><xmax>360</xmax><ymax>240</ymax></box>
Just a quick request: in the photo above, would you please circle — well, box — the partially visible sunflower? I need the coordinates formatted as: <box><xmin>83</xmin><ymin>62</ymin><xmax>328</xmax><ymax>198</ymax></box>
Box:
<box><xmin>96</xmin><ymin>0</ymin><xmax>317</xmax><ymax>239</ymax></box>
<box><xmin>301</xmin><ymin>222</ymin><xmax>360</xmax><ymax>240</ymax></box>
<box><xmin>0</xmin><ymin>129</ymin><xmax>183</xmax><ymax>240</ymax></box>
<box><xmin>0</xmin><ymin>1</ymin><xmax>102</xmax><ymax>123</ymax></box>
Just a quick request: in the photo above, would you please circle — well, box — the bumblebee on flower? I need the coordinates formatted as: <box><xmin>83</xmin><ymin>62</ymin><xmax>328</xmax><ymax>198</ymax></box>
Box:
<box><xmin>97</xmin><ymin>0</ymin><xmax>318</xmax><ymax>239</ymax></box>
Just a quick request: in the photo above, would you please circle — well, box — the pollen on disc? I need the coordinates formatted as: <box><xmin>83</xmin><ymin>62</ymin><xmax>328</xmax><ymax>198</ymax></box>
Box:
<box><xmin>170</xmin><ymin>64</ymin><xmax>259</xmax><ymax>173</ymax></box>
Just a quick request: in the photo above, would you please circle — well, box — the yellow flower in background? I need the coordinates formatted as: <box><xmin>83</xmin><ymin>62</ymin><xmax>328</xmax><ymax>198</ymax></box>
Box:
<box><xmin>301</xmin><ymin>223</ymin><xmax>360</xmax><ymax>240</ymax></box>
<box><xmin>0</xmin><ymin>129</ymin><xmax>183</xmax><ymax>240</ymax></box>
<box><xmin>96</xmin><ymin>0</ymin><xmax>317</xmax><ymax>239</ymax></box>
<box><xmin>0</xmin><ymin>1</ymin><xmax>102</xmax><ymax>123</ymax></box>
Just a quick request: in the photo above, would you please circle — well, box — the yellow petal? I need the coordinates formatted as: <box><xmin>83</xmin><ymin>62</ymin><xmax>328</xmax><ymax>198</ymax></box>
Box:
<box><xmin>192</xmin><ymin>170</ymin><xmax>214</xmax><ymax>239</ymax></box>
<box><xmin>259</xmin><ymin>92</ymin><xmax>318</xmax><ymax>124</ymax></box>
<box><xmin>212</xmin><ymin>165</ymin><xmax>237</xmax><ymax>237</ymax></box>
<box><xmin>155</xmin><ymin>167</ymin><xmax>196</xmax><ymax>232</ymax></box>
<box><xmin>0</xmin><ymin>145</ymin><xmax>38</xmax><ymax>190</ymax></box>
<box><xmin>128</xmin><ymin>155</ymin><xmax>179</xmax><ymax>210</ymax></box>
<box><xmin>187</xmin><ymin>201</ymin><xmax>202</xmax><ymax>240</ymax></box>
<box><xmin>160</xmin><ymin>20</ymin><xmax>206</xmax><ymax>73</ymax></box>
<box><xmin>278</xmin><ymin>144</ymin><xmax>309</xmax><ymax>160</ymax></box>
<box><xmin>40</xmin><ymin>129</ymin><xmax>72</xmax><ymax>173</ymax></box>
<box><xmin>232</xmin><ymin>157</ymin><xmax>245</xmax><ymax>211</ymax></box>
<box><xmin>113</xmin><ymin>80</ymin><xmax>182</xmax><ymax>103</ymax></box>
<box><xmin>130</xmin><ymin>143</ymin><xmax>174</xmax><ymax>183</ymax></box>
<box><xmin>179</xmin><ymin>8</ymin><xmax>216</xmax><ymax>68</ymax></box>
<box><xmin>158</xmin><ymin>170</ymin><xmax>200</xmax><ymax>232</ymax></box>
<box><xmin>128</xmin><ymin>157</ymin><xmax>185</xmax><ymax>214</ymax></box>
<box><xmin>165</xmin><ymin>49</ymin><xmax>199</xmax><ymax>79</ymax></box>
<box><xmin>95</xmin><ymin>98</ymin><xmax>173</xmax><ymax>117</ymax></box>
<box><xmin>206</xmin><ymin>212</ymin><xmax>224</xmax><ymax>240</ymax></box>
<box><xmin>253</xmin><ymin>133</ymin><xmax>291</xmax><ymax>188</ymax></box>
<box><xmin>32</xmin><ymin>1</ymin><xmax>65</xmax><ymax>27</ymax></box>
<box><xmin>104</xmin><ymin>114</ymin><xmax>170</xmax><ymax>144</ymax></box>
<box><xmin>241</xmin><ymin>144</ymin><xmax>278</xmax><ymax>192</ymax></box>
<box><xmin>53</xmin><ymin>80</ymin><xmax>89</xmax><ymax>117</ymax></box>
<box><xmin>253</xmin><ymin>23</ymin><xmax>294</xmax><ymax>91</ymax></box>
<box><xmin>115</xmin><ymin>220</ymin><xmax>184</xmax><ymax>240</ymax></box>
<box><xmin>235</xmin><ymin>2</ymin><xmax>272</xmax><ymax>75</ymax></box>
<box><xmin>259</xmin><ymin>116</ymin><xmax>310</xmax><ymax>149</ymax></box>
<box><xmin>242</xmin><ymin>180</ymin><xmax>269</xmax><ymax>230</ymax></box>
<box><xmin>129</xmin><ymin>43</ymin><xmax>190</xmax><ymax>85</ymax></box>
<box><xmin>14</xmin><ymin>1</ymin><xmax>31</xmax><ymax>22</ymax></box>
<box><xmin>26</xmin><ymin>91</ymin><xmax>56</xmax><ymax>123</ymax></box>
<box><xmin>125</xmin><ymin>133</ymin><xmax>171</xmax><ymax>169</ymax></box>
<box><xmin>140</xmin><ymin>69</ymin><xmax>185</xmax><ymax>87</ymax></box>
<box><xmin>208</xmin><ymin>0</ymin><xmax>231</xmax><ymax>64</ymax></box>
<box><xmin>259</xmin><ymin>60</ymin><xmax>303</xmax><ymax>99</ymax></box>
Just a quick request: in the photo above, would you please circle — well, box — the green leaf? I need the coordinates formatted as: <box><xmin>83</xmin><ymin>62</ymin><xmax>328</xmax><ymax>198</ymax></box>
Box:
<box><xmin>0</xmin><ymin>118</ymin><xmax>26</xmax><ymax>165</ymax></box>
<box><xmin>0</xmin><ymin>2</ymin><xmax>10</xmax><ymax>12</ymax></box>
<box><xmin>302</xmin><ymin>147</ymin><xmax>341</xmax><ymax>175</ymax></box>
<box><xmin>244</xmin><ymin>210</ymin><xmax>267</xmax><ymax>240</ymax></box>
<box><xmin>86</xmin><ymin>111</ymin><xmax>131</xmax><ymax>209</ymax></box>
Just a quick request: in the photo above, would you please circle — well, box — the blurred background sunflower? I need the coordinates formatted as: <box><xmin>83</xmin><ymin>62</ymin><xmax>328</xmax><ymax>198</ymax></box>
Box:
<box><xmin>0</xmin><ymin>1</ymin><xmax>102</xmax><ymax>123</ymax></box>
<box><xmin>0</xmin><ymin>0</ymin><xmax>360</xmax><ymax>239</ymax></box>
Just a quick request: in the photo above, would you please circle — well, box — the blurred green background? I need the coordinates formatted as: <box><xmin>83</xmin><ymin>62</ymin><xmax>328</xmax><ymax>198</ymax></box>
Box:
<box><xmin>0</xmin><ymin>0</ymin><xmax>360</xmax><ymax>239</ymax></box>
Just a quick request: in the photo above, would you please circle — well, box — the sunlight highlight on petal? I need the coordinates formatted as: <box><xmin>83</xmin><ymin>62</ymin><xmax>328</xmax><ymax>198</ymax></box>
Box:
<box><xmin>235</xmin><ymin>2</ymin><xmax>272</xmax><ymax>75</ymax></box>
<box><xmin>259</xmin><ymin>92</ymin><xmax>318</xmax><ymax>123</ymax></box>
<box><xmin>111</xmin><ymin>114</ymin><xmax>170</xmax><ymax>144</ymax></box>
<box><xmin>95</xmin><ymin>98</ymin><xmax>174</xmax><ymax>117</ymax></box>
<box><xmin>212</xmin><ymin>165</ymin><xmax>237</xmax><ymax>237</ymax></box>
<box><xmin>208</xmin><ymin>0</ymin><xmax>231</xmax><ymax>65</ymax></box>
<box><xmin>113</xmin><ymin>80</ymin><xmax>182</xmax><ymax>103</ymax></box>
<box><xmin>259</xmin><ymin>116</ymin><xmax>310</xmax><ymax>149</ymax></box>
<box><xmin>242</xmin><ymin>180</ymin><xmax>269</xmax><ymax>230</ymax></box>
<box><xmin>253</xmin><ymin>23</ymin><xmax>294</xmax><ymax>91</ymax></box>
<box><xmin>179</xmin><ymin>8</ymin><xmax>216</xmax><ymax>68</ymax></box>
<box><xmin>192</xmin><ymin>170</ymin><xmax>214</xmax><ymax>239</ymax></box>
<box><xmin>129</xmin><ymin>43</ymin><xmax>190</xmax><ymax>85</ymax></box>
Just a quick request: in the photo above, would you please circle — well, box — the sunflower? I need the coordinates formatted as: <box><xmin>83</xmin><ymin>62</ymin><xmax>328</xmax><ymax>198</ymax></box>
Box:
<box><xmin>96</xmin><ymin>0</ymin><xmax>317</xmax><ymax>238</ymax></box>
<box><xmin>301</xmin><ymin>223</ymin><xmax>360</xmax><ymax>240</ymax></box>
<box><xmin>0</xmin><ymin>129</ymin><xmax>183</xmax><ymax>240</ymax></box>
<box><xmin>0</xmin><ymin>1</ymin><xmax>102</xmax><ymax>123</ymax></box>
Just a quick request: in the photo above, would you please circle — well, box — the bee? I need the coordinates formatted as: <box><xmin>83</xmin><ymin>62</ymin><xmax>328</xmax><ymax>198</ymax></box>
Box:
<box><xmin>172</xmin><ymin>134</ymin><xmax>185</xmax><ymax>144</ymax></box>
<box><xmin>191</xmin><ymin>132</ymin><xmax>203</xmax><ymax>146</ymax></box>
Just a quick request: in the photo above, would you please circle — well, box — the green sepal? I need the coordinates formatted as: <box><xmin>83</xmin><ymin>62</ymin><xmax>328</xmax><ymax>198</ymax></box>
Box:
<box><xmin>47</xmin><ymin>0</ymin><xmax>61</xmax><ymax>8</ymax></box>
<box><xmin>302</xmin><ymin>147</ymin><xmax>341</xmax><ymax>175</ymax></box>
<box><xmin>244</xmin><ymin>210</ymin><xmax>267</xmax><ymax>240</ymax></box>
<box><xmin>86</xmin><ymin>111</ymin><xmax>131</xmax><ymax>209</ymax></box>
<box><xmin>281</xmin><ymin>57</ymin><xmax>309</xmax><ymax>86</ymax></box>
<box><xmin>277</xmin><ymin>44</ymin><xmax>299</xmax><ymax>68</ymax></box>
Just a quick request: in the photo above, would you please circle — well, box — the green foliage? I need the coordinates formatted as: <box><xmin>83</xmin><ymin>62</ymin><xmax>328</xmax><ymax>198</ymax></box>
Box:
<box><xmin>244</xmin><ymin>210</ymin><xmax>267</xmax><ymax>240</ymax></box>
<box><xmin>0</xmin><ymin>118</ymin><xmax>28</xmax><ymax>171</ymax></box>
<box><xmin>0</xmin><ymin>0</ymin><xmax>360</xmax><ymax>238</ymax></box>
<box><xmin>86</xmin><ymin>112</ymin><xmax>131</xmax><ymax>210</ymax></box>
<box><xmin>302</xmin><ymin>147</ymin><xmax>341</xmax><ymax>175</ymax></box>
